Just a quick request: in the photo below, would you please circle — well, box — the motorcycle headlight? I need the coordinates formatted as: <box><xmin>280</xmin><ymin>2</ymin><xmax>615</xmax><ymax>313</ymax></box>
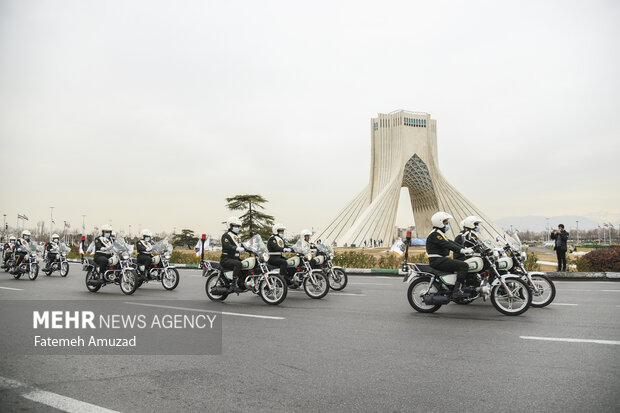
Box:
<box><xmin>165</xmin><ymin>254</ymin><xmax>171</xmax><ymax>260</ymax></box>
<box><xmin>329</xmin><ymin>253</ymin><xmax>334</xmax><ymax>259</ymax></box>
<box><xmin>521</xmin><ymin>252</ymin><xmax>527</xmax><ymax>261</ymax></box>
<box><xmin>492</xmin><ymin>250</ymin><xmax>499</xmax><ymax>259</ymax></box>
<box><xmin>262</xmin><ymin>252</ymin><xmax>270</xmax><ymax>261</ymax></box>
<box><xmin>307</xmin><ymin>253</ymin><xmax>312</xmax><ymax>260</ymax></box>
<box><xmin>122</xmin><ymin>253</ymin><xmax>129</xmax><ymax>260</ymax></box>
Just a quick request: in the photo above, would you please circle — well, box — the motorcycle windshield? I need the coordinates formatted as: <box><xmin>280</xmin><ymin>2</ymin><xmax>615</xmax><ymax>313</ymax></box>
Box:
<box><xmin>154</xmin><ymin>240</ymin><xmax>173</xmax><ymax>254</ymax></box>
<box><xmin>28</xmin><ymin>242</ymin><xmax>40</xmax><ymax>253</ymax></box>
<box><xmin>243</xmin><ymin>235</ymin><xmax>267</xmax><ymax>254</ymax></box>
<box><xmin>293</xmin><ymin>240</ymin><xmax>310</xmax><ymax>254</ymax></box>
<box><xmin>59</xmin><ymin>243</ymin><xmax>71</xmax><ymax>253</ymax></box>
<box><xmin>315</xmin><ymin>243</ymin><xmax>332</xmax><ymax>254</ymax></box>
<box><xmin>113</xmin><ymin>239</ymin><xmax>130</xmax><ymax>253</ymax></box>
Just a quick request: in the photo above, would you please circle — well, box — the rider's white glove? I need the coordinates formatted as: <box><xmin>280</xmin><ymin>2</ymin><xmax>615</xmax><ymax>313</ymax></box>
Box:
<box><xmin>460</xmin><ymin>247</ymin><xmax>474</xmax><ymax>255</ymax></box>
<box><xmin>283</xmin><ymin>248</ymin><xmax>292</xmax><ymax>252</ymax></box>
<box><xmin>236</xmin><ymin>246</ymin><xmax>245</xmax><ymax>253</ymax></box>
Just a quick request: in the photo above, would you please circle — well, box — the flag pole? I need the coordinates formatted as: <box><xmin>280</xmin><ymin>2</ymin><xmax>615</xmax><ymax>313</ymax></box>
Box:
<box><xmin>201</xmin><ymin>234</ymin><xmax>206</xmax><ymax>263</ymax></box>
<box><xmin>403</xmin><ymin>231</ymin><xmax>412</xmax><ymax>272</ymax></box>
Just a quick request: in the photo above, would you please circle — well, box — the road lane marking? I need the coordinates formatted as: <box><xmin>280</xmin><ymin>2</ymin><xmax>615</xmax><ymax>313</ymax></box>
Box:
<box><xmin>124</xmin><ymin>302</ymin><xmax>285</xmax><ymax>320</ymax></box>
<box><xmin>520</xmin><ymin>336</ymin><xmax>620</xmax><ymax>346</ymax></box>
<box><xmin>22</xmin><ymin>389</ymin><xmax>120</xmax><ymax>413</ymax></box>
<box><xmin>288</xmin><ymin>291</ymin><xmax>366</xmax><ymax>297</ymax></box>
<box><xmin>0</xmin><ymin>286</ymin><xmax>23</xmax><ymax>291</ymax></box>
<box><xmin>549</xmin><ymin>303</ymin><xmax>578</xmax><ymax>306</ymax></box>
<box><xmin>600</xmin><ymin>290</ymin><xmax>620</xmax><ymax>292</ymax></box>
<box><xmin>348</xmin><ymin>282</ymin><xmax>391</xmax><ymax>286</ymax></box>
<box><xmin>0</xmin><ymin>376</ymin><xmax>24</xmax><ymax>390</ymax></box>
<box><xmin>0</xmin><ymin>376</ymin><xmax>120</xmax><ymax>413</ymax></box>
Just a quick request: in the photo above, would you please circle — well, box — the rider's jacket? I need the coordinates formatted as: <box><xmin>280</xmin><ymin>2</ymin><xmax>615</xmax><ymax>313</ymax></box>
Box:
<box><xmin>136</xmin><ymin>239</ymin><xmax>153</xmax><ymax>256</ymax></box>
<box><xmin>267</xmin><ymin>235</ymin><xmax>286</xmax><ymax>256</ymax></box>
<box><xmin>220</xmin><ymin>231</ymin><xmax>241</xmax><ymax>259</ymax></box>
<box><xmin>425</xmin><ymin>228</ymin><xmax>463</xmax><ymax>259</ymax></box>
<box><xmin>94</xmin><ymin>236</ymin><xmax>113</xmax><ymax>256</ymax></box>
<box><xmin>46</xmin><ymin>241</ymin><xmax>59</xmax><ymax>254</ymax></box>
<box><xmin>15</xmin><ymin>238</ymin><xmax>29</xmax><ymax>254</ymax></box>
<box><xmin>453</xmin><ymin>230</ymin><xmax>479</xmax><ymax>260</ymax></box>
<box><xmin>3</xmin><ymin>242</ymin><xmax>14</xmax><ymax>252</ymax></box>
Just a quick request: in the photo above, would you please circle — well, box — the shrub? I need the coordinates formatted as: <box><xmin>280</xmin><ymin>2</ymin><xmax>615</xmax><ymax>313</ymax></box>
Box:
<box><xmin>523</xmin><ymin>251</ymin><xmax>540</xmax><ymax>271</ymax></box>
<box><xmin>334</xmin><ymin>251</ymin><xmax>377</xmax><ymax>268</ymax></box>
<box><xmin>576</xmin><ymin>247</ymin><xmax>620</xmax><ymax>272</ymax></box>
<box><xmin>377</xmin><ymin>254</ymin><xmax>400</xmax><ymax>269</ymax></box>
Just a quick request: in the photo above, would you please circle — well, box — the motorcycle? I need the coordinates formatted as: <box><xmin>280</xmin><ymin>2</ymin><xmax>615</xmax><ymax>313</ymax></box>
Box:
<box><xmin>2</xmin><ymin>247</ymin><xmax>16</xmax><ymax>272</ymax></box>
<box><xmin>83</xmin><ymin>238</ymin><xmax>138</xmax><ymax>295</ymax></box>
<box><xmin>313</xmin><ymin>243</ymin><xmax>347</xmax><ymax>291</ymax></box>
<box><xmin>135</xmin><ymin>239</ymin><xmax>180</xmax><ymax>290</ymax></box>
<box><xmin>43</xmin><ymin>243</ymin><xmax>71</xmax><ymax>277</ymax></box>
<box><xmin>279</xmin><ymin>239</ymin><xmax>329</xmax><ymax>299</ymax></box>
<box><xmin>495</xmin><ymin>234</ymin><xmax>556</xmax><ymax>308</ymax></box>
<box><xmin>11</xmin><ymin>242</ymin><xmax>41</xmax><ymax>281</ymax></box>
<box><xmin>204</xmin><ymin>234</ymin><xmax>287</xmax><ymax>305</ymax></box>
<box><xmin>404</xmin><ymin>238</ymin><xmax>532</xmax><ymax>316</ymax></box>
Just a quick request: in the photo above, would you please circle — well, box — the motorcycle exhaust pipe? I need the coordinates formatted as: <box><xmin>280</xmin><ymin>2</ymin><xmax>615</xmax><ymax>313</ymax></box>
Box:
<box><xmin>422</xmin><ymin>294</ymin><xmax>450</xmax><ymax>305</ymax></box>
<box><xmin>210</xmin><ymin>287</ymin><xmax>230</xmax><ymax>295</ymax></box>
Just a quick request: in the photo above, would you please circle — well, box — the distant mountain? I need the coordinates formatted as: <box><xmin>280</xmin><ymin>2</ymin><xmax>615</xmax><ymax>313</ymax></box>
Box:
<box><xmin>495</xmin><ymin>216</ymin><xmax>601</xmax><ymax>232</ymax></box>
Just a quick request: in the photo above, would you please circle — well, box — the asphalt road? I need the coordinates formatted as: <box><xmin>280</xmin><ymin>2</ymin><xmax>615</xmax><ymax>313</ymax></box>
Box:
<box><xmin>0</xmin><ymin>267</ymin><xmax>619</xmax><ymax>412</ymax></box>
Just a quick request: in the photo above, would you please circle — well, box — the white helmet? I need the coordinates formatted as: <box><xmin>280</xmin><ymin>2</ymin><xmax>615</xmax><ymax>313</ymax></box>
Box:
<box><xmin>459</xmin><ymin>219</ymin><xmax>466</xmax><ymax>231</ymax></box>
<box><xmin>9</xmin><ymin>235</ymin><xmax>16</xmax><ymax>242</ymax></box>
<box><xmin>462</xmin><ymin>216</ymin><xmax>482</xmax><ymax>230</ymax></box>
<box><xmin>22</xmin><ymin>230</ymin><xmax>31</xmax><ymax>237</ymax></box>
<box><xmin>51</xmin><ymin>233</ymin><xmax>60</xmax><ymax>242</ymax></box>
<box><xmin>300</xmin><ymin>229</ymin><xmax>312</xmax><ymax>238</ymax></box>
<box><xmin>272</xmin><ymin>223</ymin><xmax>286</xmax><ymax>235</ymax></box>
<box><xmin>141</xmin><ymin>229</ymin><xmax>152</xmax><ymax>238</ymax></box>
<box><xmin>431</xmin><ymin>212</ymin><xmax>453</xmax><ymax>228</ymax></box>
<box><xmin>101</xmin><ymin>224</ymin><xmax>112</xmax><ymax>236</ymax></box>
<box><xmin>226</xmin><ymin>216</ymin><xmax>242</xmax><ymax>228</ymax></box>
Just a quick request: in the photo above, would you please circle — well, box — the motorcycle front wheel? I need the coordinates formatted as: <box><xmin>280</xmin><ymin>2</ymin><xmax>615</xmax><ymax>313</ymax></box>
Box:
<box><xmin>162</xmin><ymin>268</ymin><xmax>180</xmax><ymax>290</ymax></box>
<box><xmin>60</xmin><ymin>262</ymin><xmax>69</xmax><ymax>277</ymax></box>
<box><xmin>407</xmin><ymin>278</ymin><xmax>442</xmax><ymax>313</ymax></box>
<box><xmin>304</xmin><ymin>270</ymin><xmax>329</xmax><ymax>299</ymax></box>
<box><xmin>259</xmin><ymin>274</ymin><xmax>287</xmax><ymax>305</ymax></box>
<box><xmin>528</xmin><ymin>274</ymin><xmax>556</xmax><ymax>307</ymax></box>
<box><xmin>29</xmin><ymin>264</ymin><xmax>39</xmax><ymax>280</ymax></box>
<box><xmin>85</xmin><ymin>270</ymin><xmax>101</xmax><ymax>292</ymax></box>
<box><xmin>205</xmin><ymin>273</ymin><xmax>228</xmax><ymax>301</ymax></box>
<box><xmin>491</xmin><ymin>278</ymin><xmax>531</xmax><ymax>316</ymax></box>
<box><xmin>120</xmin><ymin>270</ymin><xmax>138</xmax><ymax>295</ymax></box>
<box><xmin>328</xmin><ymin>268</ymin><xmax>347</xmax><ymax>291</ymax></box>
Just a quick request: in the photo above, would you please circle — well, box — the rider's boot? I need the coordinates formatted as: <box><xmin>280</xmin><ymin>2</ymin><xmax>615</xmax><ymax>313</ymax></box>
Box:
<box><xmin>452</xmin><ymin>281</ymin><xmax>468</xmax><ymax>299</ymax></box>
<box><xmin>231</xmin><ymin>277</ymin><xmax>245</xmax><ymax>293</ymax></box>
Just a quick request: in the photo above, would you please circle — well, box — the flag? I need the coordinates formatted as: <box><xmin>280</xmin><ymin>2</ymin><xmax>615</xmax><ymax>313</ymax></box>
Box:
<box><xmin>64</xmin><ymin>221</ymin><xmax>70</xmax><ymax>229</ymax></box>
<box><xmin>18</xmin><ymin>214</ymin><xmax>28</xmax><ymax>221</ymax></box>
<box><xmin>86</xmin><ymin>241</ymin><xmax>95</xmax><ymax>255</ymax></box>
<box><xmin>79</xmin><ymin>242</ymin><xmax>84</xmax><ymax>255</ymax></box>
<box><xmin>390</xmin><ymin>238</ymin><xmax>406</xmax><ymax>257</ymax></box>
<box><xmin>194</xmin><ymin>237</ymin><xmax>211</xmax><ymax>257</ymax></box>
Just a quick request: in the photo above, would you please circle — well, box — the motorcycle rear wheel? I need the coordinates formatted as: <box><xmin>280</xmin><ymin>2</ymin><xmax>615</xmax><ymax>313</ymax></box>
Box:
<box><xmin>328</xmin><ymin>268</ymin><xmax>347</xmax><ymax>291</ymax></box>
<box><xmin>407</xmin><ymin>278</ymin><xmax>442</xmax><ymax>313</ymax></box>
<box><xmin>491</xmin><ymin>278</ymin><xmax>531</xmax><ymax>316</ymax></box>
<box><xmin>85</xmin><ymin>270</ymin><xmax>101</xmax><ymax>292</ymax></box>
<box><xmin>304</xmin><ymin>270</ymin><xmax>329</xmax><ymax>299</ymax></box>
<box><xmin>529</xmin><ymin>274</ymin><xmax>556</xmax><ymax>308</ymax></box>
<box><xmin>205</xmin><ymin>273</ymin><xmax>228</xmax><ymax>301</ymax></box>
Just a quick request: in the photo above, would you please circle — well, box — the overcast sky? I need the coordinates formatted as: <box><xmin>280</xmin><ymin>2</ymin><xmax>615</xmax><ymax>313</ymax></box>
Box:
<box><xmin>1</xmin><ymin>0</ymin><xmax>619</xmax><ymax>237</ymax></box>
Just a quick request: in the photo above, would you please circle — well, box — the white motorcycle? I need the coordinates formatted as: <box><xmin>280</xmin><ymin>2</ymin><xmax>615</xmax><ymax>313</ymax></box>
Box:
<box><xmin>495</xmin><ymin>234</ymin><xmax>556</xmax><ymax>308</ymax></box>
<box><xmin>404</xmin><ymin>239</ymin><xmax>532</xmax><ymax>316</ymax></box>
<box><xmin>313</xmin><ymin>243</ymin><xmax>347</xmax><ymax>290</ymax></box>
<box><xmin>11</xmin><ymin>242</ymin><xmax>41</xmax><ymax>281</ymax></box>
<box><xmin>135</xmin><ymin>240</ymin><xmax>179</xmax><ymax>290</ymax></box>
<box><xmin>83</xmin><ymin>238</ymin><xmax>138</xmax><ymax>295</ymax></box>
<box><xmin>204</xmin><ymin>235</ymin><xmax>287</xmax><ymax>305</ymax></box>
<box><xmin>281</xmin><ymin>239</ymin><xmax>329</xmax><ymax>299</ymax></box>
<box><xmin>43</xmin><ymin>243</ymin><xmax>70</xmax><ymax>277</ymax></box>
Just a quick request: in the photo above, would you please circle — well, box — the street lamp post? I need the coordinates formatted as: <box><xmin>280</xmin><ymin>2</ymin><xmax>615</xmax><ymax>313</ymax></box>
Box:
<box><xmin>576</xmin><ymin>220</ymin><xmax>579</xmax><ymax>243</ymax></box>
<box><xmin>545</xmin><ymin>217</ymin><xmax>550</xmax><ymax>242</ymax></box>
<box><xmin>49</xmin><ymin>206</ymin><xmax>54</xmax><ymax>241</ymax></box>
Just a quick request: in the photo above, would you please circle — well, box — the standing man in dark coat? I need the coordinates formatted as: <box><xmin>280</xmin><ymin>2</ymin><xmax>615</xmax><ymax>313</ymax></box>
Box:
<box><xmin>550</xmin><ymin>224</ymin><xmax>569</xmax><ymax>271</ymax></box>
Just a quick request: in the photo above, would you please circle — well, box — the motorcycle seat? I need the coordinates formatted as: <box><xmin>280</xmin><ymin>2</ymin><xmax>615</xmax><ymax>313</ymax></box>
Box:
<box><xmin>414</xmin><ymin>263</ymin><xmax>452</xmax><ymax>277</ymax></box>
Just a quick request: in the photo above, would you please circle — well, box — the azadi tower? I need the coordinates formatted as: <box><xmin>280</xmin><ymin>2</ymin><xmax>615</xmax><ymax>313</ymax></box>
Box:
<box><xmin>315</xmin><ymin>110</ymin><xmax>515</xmax><ymax>247</ymax></box>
